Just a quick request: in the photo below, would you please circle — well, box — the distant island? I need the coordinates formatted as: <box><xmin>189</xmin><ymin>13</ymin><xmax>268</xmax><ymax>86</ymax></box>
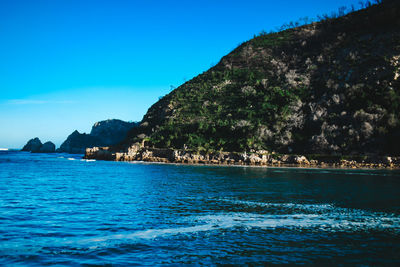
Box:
<box><xmin>21</xmin><ymin>138</ymin><xmax>56</xmax><ymax>153</ymax></box>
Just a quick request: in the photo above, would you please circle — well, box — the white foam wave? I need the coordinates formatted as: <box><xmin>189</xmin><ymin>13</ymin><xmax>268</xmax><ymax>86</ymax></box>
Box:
<box><xmin>67</xmin><ymin>158</ymin><xmax>75</xmax><ymax>161</ymax></box>
<box><xmin>80</xmin><ymin>224</ymin><xmax>214</xmax><ymax>243</ymax></box>
<box><xmin>219</xmin><ymin>198</ymin><xmax>335</xmax><ymax>212</ymax></box>
<box><xmin>72</xmin><ymin>199</ymin><xmax>400</xmax><ymax>245</ymax></box>
<box><xmin>80</xmin><ymin>159</ymin><xmax>96</xmax><ymax>162</ymax></box>
<box><xmin>192</xmin><ymin>212</ymin><xmax>400</xmax><ymax>232</ymax></box>
<box><xmin>76</xmin><ymin>208</ymin><xmax>400</xmax><ymax>245</ymax></box>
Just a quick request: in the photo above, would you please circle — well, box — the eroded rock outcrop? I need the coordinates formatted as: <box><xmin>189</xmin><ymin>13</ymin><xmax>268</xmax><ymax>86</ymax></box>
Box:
<box><xmin>85</xmin><ymin>144</ymin><xmax>400</xmax><ymax>169</ymax></box>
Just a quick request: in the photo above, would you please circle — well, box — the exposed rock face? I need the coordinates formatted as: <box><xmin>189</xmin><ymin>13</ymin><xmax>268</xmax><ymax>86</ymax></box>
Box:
<box><xmin>21</xmin><ymin>138</ymin><xmax>55</xmax><ymax>153</ymax></box>
<box><xmin>85</xmin><ymin>147</ymin><xmax>115</xmax><ymax>160</ymax></box>
<box><xmin>90</xmin><ymin>119</ymin><xmax>136</xmax><ymax>146</ymax></box>
<box><xmin>21</xmin><ymin>138</ymin><xmax>42</xmax><ymax>152</ymax></box>
<box><xmin>57</xmin><ymin>119</ymin><xmax>137</xmax><ymax>154</ymax></box>
<box><xmin>84</xmin><ymin>144</ymin><xmax>400</xmax><ymax>169</ymax></box>
<box><xmin>57</xmin><ymin>130</ymin><xmax>101</xmax><ymax>154</ymax></box>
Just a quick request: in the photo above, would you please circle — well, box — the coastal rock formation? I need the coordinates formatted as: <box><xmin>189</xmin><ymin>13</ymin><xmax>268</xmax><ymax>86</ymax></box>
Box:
<box><xmin>21</xmin><ymin>138</ymin><xmax>42</xmax><ymax>152</ymax></box>
<box><xmin>85</xmin><ymin>144</ymin><xmax>400</xmax><ymax>169</ymax></box>
<box><xmin>57</xmin><ymin>130</ymin><xmax>101</xmax><ymax>154</ymax></box>
<box><xmin>21</xmin><ymin>138</ymin><xmax>55</xmax><ymax>153</ymax></box>
<box><xmin>39</xmin><ymin>141</ymin><xmax>56</xmax><ymax>153</ymax></box>
<box><xmin>90</xmin><ymin>119</ymin><xmax>137</xmax><ymax>146</ymax></box>
<box><xmin>57</xmin><ymin>119</ymin><xmax>137</xmax><ymax>154</ymax></box>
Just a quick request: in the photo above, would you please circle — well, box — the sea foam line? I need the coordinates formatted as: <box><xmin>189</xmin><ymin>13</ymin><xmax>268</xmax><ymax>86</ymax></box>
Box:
<box><xmin>75</xmin><ymin>209</ymin><xmax>400</xmax><ymax>246</ymax></box>
<box><xmin>218</xmin><ymin>198</ymin><xmax>336</xmax><ymax>212</ymax></box>
<box><xmin>72</xmin><ymin>199</ymin><xmax>400</xmax><ymax>245</ymax></box>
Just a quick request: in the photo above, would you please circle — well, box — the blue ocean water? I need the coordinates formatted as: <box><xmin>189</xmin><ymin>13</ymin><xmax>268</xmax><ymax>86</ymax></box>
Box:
<box><xmin>0</xmin><ymin>151</ymin><xmax>400</xmax><ymax>266</ymax></box>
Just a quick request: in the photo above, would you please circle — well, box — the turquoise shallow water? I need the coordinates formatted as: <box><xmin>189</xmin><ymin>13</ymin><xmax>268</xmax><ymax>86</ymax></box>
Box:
<box><xmin>0</xmin><ymin>151</ymin><xmax>400</xmax><ymax>265</ymax></box>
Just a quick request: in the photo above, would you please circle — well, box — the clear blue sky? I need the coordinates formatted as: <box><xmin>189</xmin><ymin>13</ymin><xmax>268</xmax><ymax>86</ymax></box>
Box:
<box><xmin>0</xmin><ymin>0</ymin><xmax>361</xmax><ymax>148</ymax></box>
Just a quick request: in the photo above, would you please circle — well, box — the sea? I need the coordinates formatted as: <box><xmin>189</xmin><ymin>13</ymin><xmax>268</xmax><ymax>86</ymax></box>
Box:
<box><xmin>0</xmin><ymin>150</ymin><xmax>399</xmax><ymax>266</ymax></box>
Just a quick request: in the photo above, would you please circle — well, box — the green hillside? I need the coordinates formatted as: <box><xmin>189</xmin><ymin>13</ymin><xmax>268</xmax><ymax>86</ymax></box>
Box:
<box><xmin>123</xmin><ymin>1</ymin><xmax>400</xmax><ymax>156</ymax></box>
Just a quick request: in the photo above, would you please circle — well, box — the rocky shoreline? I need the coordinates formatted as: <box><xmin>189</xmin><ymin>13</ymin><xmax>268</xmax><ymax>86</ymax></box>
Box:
<box><xmin>84</xmin><ymin>144</ymin><xmax>400</xmax><ymax>169</ymax></box>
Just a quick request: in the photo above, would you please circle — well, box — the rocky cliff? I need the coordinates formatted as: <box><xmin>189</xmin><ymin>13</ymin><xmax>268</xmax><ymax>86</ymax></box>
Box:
<box><xmin>90</xmin><ymin>119</ymin><xmax>138</xmax><ymax>146</ymax></box>
<box><xmin>57</xmin><ymin>130</ymin><xmax>101</xmax><ymax>154</ymax></box>
<box><xmin>93</xmin><ymin>1</ymin><xmax>400</xmax><ymax>161</ymax></box>
<box><xmin>58</xmin><ymin>119</ymin><xmax>137</xmax><ymax>154</ymax></box>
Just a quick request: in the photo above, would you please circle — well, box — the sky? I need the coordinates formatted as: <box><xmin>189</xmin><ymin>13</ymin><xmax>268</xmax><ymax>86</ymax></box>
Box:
<box><xmin>0</xmin><ymin>0</ymin><xmax>362</xmax><ymax>148</ymax></box>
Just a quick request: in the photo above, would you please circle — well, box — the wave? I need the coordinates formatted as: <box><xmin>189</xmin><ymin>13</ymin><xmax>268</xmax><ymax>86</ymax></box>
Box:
<box><xmin>0</xmin><ymin>148</ymin><xmax>9</xmax><ymax>151</ymax></box>
<box><xmin>78</xmin><ymin>224</ymin><xmax>214</xmax><ymax>244</ymax></box>
<box><xmin>75</xmin><ymin>200</ymin><xmax>400</xmax><ymax>246</ymax></box>
<box><xmin>192</xmin><ymin>211</ymin><xmax>400</xmax><ymax>233</ymax></box>
<box><xmin>218</xmin><ymin>198</ymin><xmax>336</xmax><ymax>212</ymax></box>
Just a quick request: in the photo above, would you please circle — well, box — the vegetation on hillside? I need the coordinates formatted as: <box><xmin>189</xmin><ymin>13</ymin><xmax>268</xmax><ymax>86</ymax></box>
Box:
<box><xmin>122</xmin><ymin>0</ymin><xmax>400</xmax><ymax>156</ymax></box>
